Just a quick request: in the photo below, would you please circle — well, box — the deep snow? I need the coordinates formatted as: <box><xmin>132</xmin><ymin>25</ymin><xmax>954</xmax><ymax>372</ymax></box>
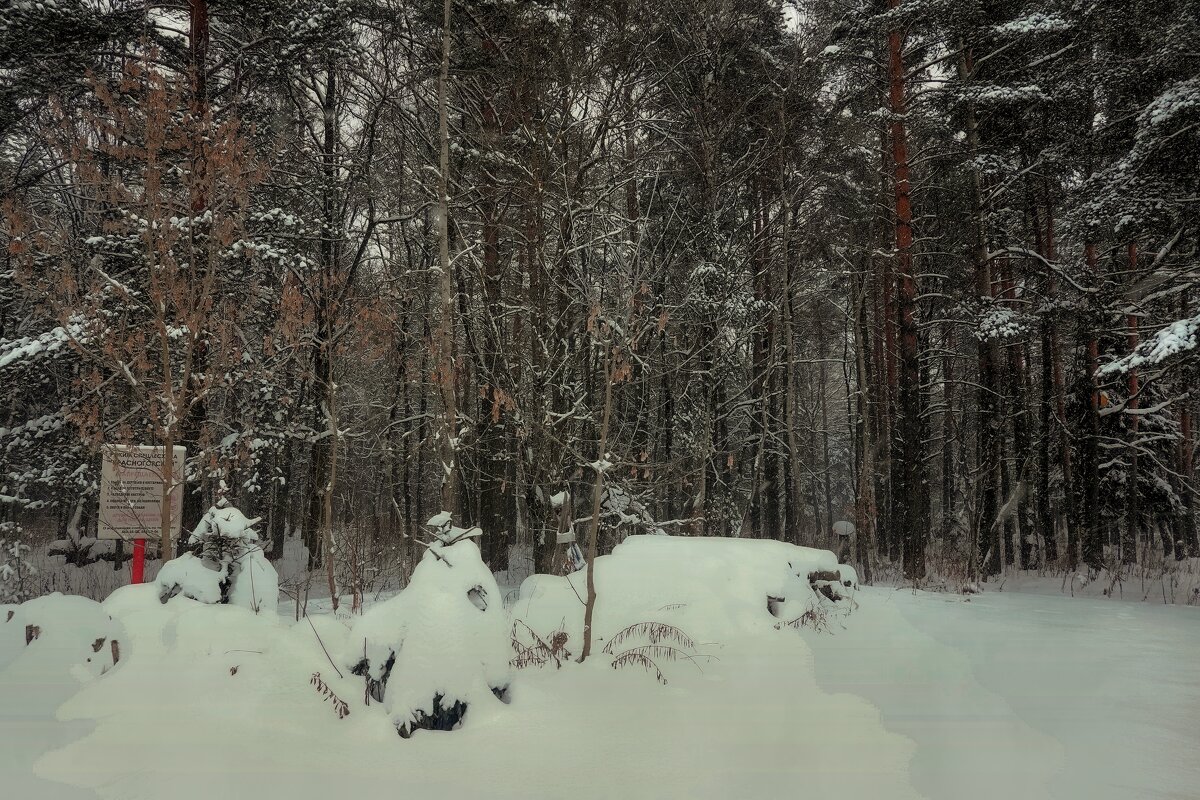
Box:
<box><xmin>3</xmin><ymin>541</ymin><xmax>1199</xmax><ymax>800</ymax></box>
<box><xmin>805</xmin><ymin>586</ymin><xmax>1200</xmax><ymax>800</ymax></box>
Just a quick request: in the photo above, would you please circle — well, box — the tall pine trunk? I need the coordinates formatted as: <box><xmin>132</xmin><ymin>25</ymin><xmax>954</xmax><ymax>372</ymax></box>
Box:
<box><xmin>888</xmin><ymin>4</ymin><xmax>927</xmax><ymax>579</ymax></box>
<box><xmin>958</xmin><ymin>42</ymin><xmax>1002</xmax><ymax>578</ymax></box>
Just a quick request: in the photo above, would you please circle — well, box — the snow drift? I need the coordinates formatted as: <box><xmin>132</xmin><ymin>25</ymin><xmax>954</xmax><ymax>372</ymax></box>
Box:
<box><xmin>3</xmin><ymin>534</ymin><xmax>924</xmax><ymax>800</ymax></box>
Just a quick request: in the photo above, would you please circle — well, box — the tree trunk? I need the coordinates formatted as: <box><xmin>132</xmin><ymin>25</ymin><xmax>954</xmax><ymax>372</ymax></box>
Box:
<box><xmin>580</xmin><ymin>340</ymin><xmax>615</xmax><ymax>662</ymax></box>
<box><xmin>1035</xmin><ymin>197</ymin><xmax>1063</xmax><ymax>564</ymax></box>
<box><xmin>323</xmin><ymin>342</ymin><xmax>339</xmax><ymax>611</ymax></box>
<box><xmin>958</xmin><ymin>42</ymin><xmax>1001</xmax><ymax>578</ymax></box>
<box><xmin>1123</xmin><ymin>242</ymin><xmax>1140</xmax><ymax>564</ymax></box>
<box><xmin>1081</xmin><ymin>241</ymin><xmax>1103</xmax><ymax>570</ymax></box>
<box><xmin>887</xmin><ymin>4</ymin><xmax>926</xmax><ymax>579</ymax></box>
<box><xmin>853</xmin><ymin>265</ymin><xmax>875</xmax><ymax>584</ymax></box>
<box><xmin>159</xmin><ymin>429</ymin><xmax>176</xmax><ymax>562</ymax></box>
<box><xmin>435</xmin><ymin>0</ymin><xmax>459</xmax><ymax>518</ymax></box>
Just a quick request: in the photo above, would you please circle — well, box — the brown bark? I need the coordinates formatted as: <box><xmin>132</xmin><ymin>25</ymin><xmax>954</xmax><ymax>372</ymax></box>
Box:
<box><xmin>888</xmin><ymin>5</ymin><xmax>926</xmax><ymax>579</ymax></box>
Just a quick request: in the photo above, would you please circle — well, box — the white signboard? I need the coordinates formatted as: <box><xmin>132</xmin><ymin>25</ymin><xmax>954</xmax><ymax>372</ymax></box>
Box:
<box><xmin>98</xmin><ymin>445</ymin><xmax>186</xmax><ymax>541</ymax></box>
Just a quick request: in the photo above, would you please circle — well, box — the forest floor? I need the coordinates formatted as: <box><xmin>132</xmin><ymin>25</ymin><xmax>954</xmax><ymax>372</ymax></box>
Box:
<box><xmin>3</xmin><ymin>559</ymin><xmax>1199</xmax><ymax>799</ymax></box>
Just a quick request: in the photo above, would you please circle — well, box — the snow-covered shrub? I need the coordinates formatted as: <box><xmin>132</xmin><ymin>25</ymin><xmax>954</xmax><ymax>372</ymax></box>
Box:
<box><xmin>517</xmin><ymin>536</ymin><xmax>854</xmax><ymax>656</ymax></box>
<box><xmin>598</xmin><ymin>483</ymin><xmax>666</xmax><ymax>538</ymax></box>
<box><xmin>345</xmin><ymin>515</ymin><xmax>511</xmax><ymax>737</ymax></box>
<box><xmin>155</xmin><ymin>500</ymin><xmax>278</xmax><ymax>614</ymax></box>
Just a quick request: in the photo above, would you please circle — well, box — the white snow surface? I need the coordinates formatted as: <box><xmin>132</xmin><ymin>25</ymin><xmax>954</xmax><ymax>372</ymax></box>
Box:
<box><xmin>425</xmin><ymin>510</ymin><xmax>452</xmax><ymax>529</ymax></box>
<box><xmin>225</xmin><ymin>546</ymin><xmax>278</xmax><ymax>614</ymax></box>
<box><xmin>153</xmin><ymin>552</ymin><xmax>224</xmax><ymax>603</ymax></box>
<box><xmin>805</xmin><ymin>586</ymin><xmax>1200</xmax><ymax>800</ymax></box>
<box><xmin>0</xmin><ymin>594</ymin><xmax>122</xmax><ymax>799</ymax></box>
<box><xmin>189</xmin><ymin>503</ymin><xmax>263</xmax><ymax>541</ymax></box>
<box><xmin>2</xmin><ymin>538</ymin><xmax>1199</xmax><ymax>799</ymax></box>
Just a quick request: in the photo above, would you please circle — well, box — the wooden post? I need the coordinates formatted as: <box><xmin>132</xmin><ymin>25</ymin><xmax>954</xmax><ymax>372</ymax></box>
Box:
<box><xmin>131</xmin><ymin>538</ymin><xmax>146</xmax><ymax>584</ymax></box>
<box><xmin>887</xmin><ymin>0</ymin><xmax>926</xmax><ymax>579</ymax></box>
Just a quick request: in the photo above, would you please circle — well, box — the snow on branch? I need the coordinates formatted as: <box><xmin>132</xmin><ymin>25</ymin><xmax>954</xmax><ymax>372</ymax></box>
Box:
<box><xmin>1100</xmin><ymin>315</ymin><xmax>1200</xmax><ymax>375</ymax></box>
<box><xmin>993</xmin><ymin>13</ymin><xmax>1070</xmax><ymax>35</ymax></box>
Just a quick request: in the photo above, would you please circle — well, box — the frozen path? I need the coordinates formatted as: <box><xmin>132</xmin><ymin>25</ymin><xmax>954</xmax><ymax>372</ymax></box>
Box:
<box><xmin>806</xmin><ymin>586</ymin><xmax>1200</xmax><ymax>800</ymax></box>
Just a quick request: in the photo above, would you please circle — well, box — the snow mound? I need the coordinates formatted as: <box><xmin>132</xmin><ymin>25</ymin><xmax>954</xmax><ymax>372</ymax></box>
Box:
<box><xmin>344</xmin><ymin>534</ymin><xmax>510</xmax><ymax>737</ymax></box>
<box><xmin>154</xmin><ymin>501</ymin><xmax>277</xmax><ymax>614</ymax></box>
<box><xmin>1</xmin><ymin>592</ymin><xmax>123</xmax><ymax>682</ymax></box>
<box><xmin>23</xmin><ymin>541</ymin><xmax>921</xmax><ymax>800</ymax></box>
<box><xmin>155</xmin><ymin>553</ymin><xmax>224</xmax><ymax>603</ymax></box>
<box><xmin>516</xmin><ymin>535</ymin><xmax>846</xmax><ymax>649</ymax></box>
<box><xmin>0</xmin><ymin>593</ymin><xmax>126</xmax><ymax>799</ymax></box>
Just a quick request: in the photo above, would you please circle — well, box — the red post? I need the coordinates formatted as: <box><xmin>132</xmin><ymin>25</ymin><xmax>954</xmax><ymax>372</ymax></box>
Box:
<box><xmin>131</xmin><ymin>538</ymin><xmax>146</xmax><ymax>584</ymax></box>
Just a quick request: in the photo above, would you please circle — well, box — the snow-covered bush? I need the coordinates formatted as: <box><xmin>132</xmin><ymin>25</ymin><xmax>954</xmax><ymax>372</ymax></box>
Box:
<box><xmin>345</xmin><ymin>514</ymin><xmax>510</xmax><ymax>737</ymax></box>
<box><xmin>155</xmin><ymin>500</ymin><xmax>278</xmax><ymax>614</ymax></box>
<box><xmin>517</xmin><ymin>535</ymin><xmax>853</xmax><ymax>653</ymax></box>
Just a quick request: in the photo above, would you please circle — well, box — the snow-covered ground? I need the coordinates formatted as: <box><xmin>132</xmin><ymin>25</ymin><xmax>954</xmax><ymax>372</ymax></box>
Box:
<box><xmin>805</xmin><ymin>586</ymin><xmax>1200</xmax><ymax>800</ymax></box>
<box><xmin>3</xmin><ymin>537</ymin><xmax>1199</xmax><ymax>800</ymax></box>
